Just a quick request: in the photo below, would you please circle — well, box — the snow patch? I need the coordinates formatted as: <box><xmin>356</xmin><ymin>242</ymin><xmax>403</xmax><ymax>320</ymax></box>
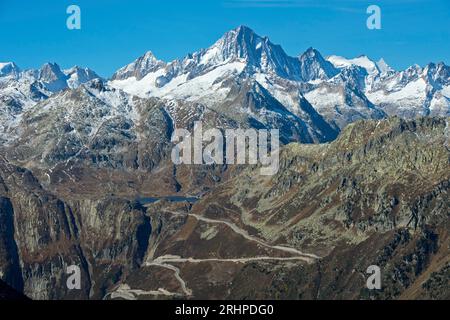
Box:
<box><xmin>110</xmin><ymin>61</ymin><xmax>246</xmax><ymax>105</ymax></box>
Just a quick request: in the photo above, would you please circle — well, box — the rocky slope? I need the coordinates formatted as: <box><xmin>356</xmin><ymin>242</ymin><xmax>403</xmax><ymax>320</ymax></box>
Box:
<box><xmin>1</xmin><ymin>117</ymin><xmax>447</xmax><ymax>300</ymax></box>
<box><xmin>182</xmin><ymin>117</ymin><xmax>450</xmax><ymax>299</ymax></box>
<box><xmin>141</xmin><ymin>117</ymin><xmax>448</xmax><ymax>300</ymax></box>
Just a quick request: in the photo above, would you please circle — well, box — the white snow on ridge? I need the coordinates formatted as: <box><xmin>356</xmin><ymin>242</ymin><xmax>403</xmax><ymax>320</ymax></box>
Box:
<box><xmin>110</xmin><ymin>61</ymin><xmax>246</xmax><ymax>104</ymax></box>
<box><xmin>2</xmin><ymin>26</ymin><xmax>450</xmax><ymax>148</ymax></box>
<box><xmin>253</xmin><ymin>73</ymin><xmax>298</xmax><ymax>112</ymax></box>
<box><xmin>304</xmin><ymin>87</ymin><xmax>343</xmax><ymax>110</ymax></box>
<box><xmin>429</xmin><ymin>94</ymin><xmax>450</xmax><ymax>116</ymax></box>
<box><xmin>0</xmin><ymin>62</ymin><xmax>13</xmax><ymax>69</ymax></box>
<box><xmin>327</xmin><ymin>55</ymin><xmax>381</xmax><ymax>75</ymax></box>
<box><xmin>441</xmin><ymin>85</ymin><xmax>450</xmax><ymax>98</ymax></box>
<box><xmin>109</xmin><ymin>68</ymin><xmax>166</xmax><ymax>98</ymax></box>
<box><xmin>376</xmin><ymin>58</ymin><xmax>394</xmax><ymax>75</ymax></box>
<box><xmin>366</xmin><ymin>78</ymin><xmax>428</xmax><ymax>107</ymax></box>
<box><xmin>199</xmin><ymin>45</ymin><xmax>222</xmax><ymax>66</ymax></box>
<box><xmin>0</xmin><ymin>62</ymin><xmax>19</xmax><ymax>77</ymax></box>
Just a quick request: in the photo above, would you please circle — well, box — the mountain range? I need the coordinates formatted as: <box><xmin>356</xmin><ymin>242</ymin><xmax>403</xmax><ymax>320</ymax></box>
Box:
<box><xmin>0</xmin><ymin>26</ymin><xmax>449</xmax><ymax>300</ymax></box>
<box><xmin>1</xmin><ymin>26</ymin><xmax>449</xmax><ymax>147</ymax></box>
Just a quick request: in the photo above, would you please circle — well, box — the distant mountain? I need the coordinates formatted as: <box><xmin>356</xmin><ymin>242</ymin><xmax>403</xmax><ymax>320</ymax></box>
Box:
<box><xmin>1</xmin><ymin>25</ymin><xmax>449</xmax><ymax>154</ymax></box>
<box><xmin>65</xmin><ymin>65</ymin><xmax>102</xmax><ymax>88</ymax></box>
<box><xmin>327</xmin><ymin>55</ymin><xmax>393</xmax><ymax>77</ymax></box>
<box><xmin>38</xmin><ymin>62</ymin><xmax>70</xmax><ymax>92</ymax></box>
<box><xmin>110</xmin><ymin>26</ymin><xmax>449</xmax><ymax>132</ymax></box>
<box><xmin>0</xmin><ymin>62</ymin><xmax>20</xmax><ymax>78</ymax></box>
<box><xmin>111</xmin><ymin>51</ymin><xmax>166</xmax><ymax>81</ymax></box>
<box><xmin>0</xmin><ymin>62</ymin><xmax>101</xmax><ymax>143</ymax></box>
<box><xmin>299</xmin><ymin>47</ymin><xmax>339</xmax><ymax>81</ymax></box>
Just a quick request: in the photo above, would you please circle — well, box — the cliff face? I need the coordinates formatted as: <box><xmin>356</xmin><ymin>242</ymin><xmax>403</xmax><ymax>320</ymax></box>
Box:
<box><xmin>0</xmin><ymin>196</ymin><xmax>23</xmax><ymax>292</ymax></box>
<box><xmin>0</xmin><ymin>159</ymin><xmax>88</xmax><ymax>299</ymax></box>
<box><xmin>66</xmin><ymin>198</ymin><xmax>151</xmax><ymax>299</ymax></box>
<box><xmin>0</xmin><ymin>157</ymin><xmax>151</xmax><ymax>299</ymax></box>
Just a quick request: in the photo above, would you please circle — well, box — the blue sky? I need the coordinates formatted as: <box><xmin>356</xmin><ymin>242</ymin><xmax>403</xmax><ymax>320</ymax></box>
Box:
<box><xmin>1</xmin><ymin>0</ymin><xmax>449</xmax><ymax>77</ymax></box>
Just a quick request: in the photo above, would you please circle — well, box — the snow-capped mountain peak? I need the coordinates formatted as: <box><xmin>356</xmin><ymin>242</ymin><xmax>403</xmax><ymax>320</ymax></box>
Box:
<box><xmin>197</xmin><ymin>25</ymin><xmax>302</xmax><ymax>79</ymax></box>
<box><xmin>2</xmin><ymin>25</ymin><xmax>449</xmax><ymax>151</ymax></box>
<box><xmin>423</xmin><ymin>62</ymin><xmax>450</xmax><ymax>87</ymax></box>
<box><xmin>109</xmin><ymin>25</ymin><xmax>448</xmax><ymax>130</ymax></box>
<box><xmin>110</xmin><ymin>25</ymin><xmax>305</xmax><ymax>102</ymax></box>
<box><xmin>298</xmin><ymin>47</ymin><xmax>338</xmax><ymax>81</ymax></box>
<box><xmin>209</xmin><ymin>25</ymin><xmax>265</xmax><ymax>63</ymax></box>
<box><xmin>0</xmin><ymin>62</ymin><xmax>20</xmax><ymax>78</ymax></box>
<box><xmin>38</xmin><ymin>62</ymin><xmax>69</xmax><ymax>92</ymax></box>
<box><xmin>0</xmin><ymin>60</ymin><xmax>103</xmax><ymax>141</ymax></box>
<box><xmin>64</xmin><ymin>66</ymin><xmax>101</xmax><ymax>89</ymax></box>
<box><xmin>111</xmin><ymin>51</ymin><xmax>166</xmax><ymax>81</ymax></box>
<box><xmin>301</xmin><ymin>47</ymin><xmax>322</xmax><ymax>59</ymax></box>
<box><xmin>34</xmin><ymin>62</ymin><xmax>101</xmax><ymax>92</ymax></box>
<box><xmin>327</xmin><ymin>54</ymin><xmax>382</xmax><ymax>76</ymax></box>
<box><xmin>376</xmin><ymin>58</ymin><xmax>394</xmax><ymax>75</ymax></box>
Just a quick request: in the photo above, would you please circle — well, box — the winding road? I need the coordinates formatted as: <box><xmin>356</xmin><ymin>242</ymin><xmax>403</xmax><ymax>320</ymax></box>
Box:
<box><xmin>164</xmin><ymin>210</ymin><xmax>320</xmax><ymax>259</ymax></box>
<box><xmin>132</xmin><ymin>209</ymin><xmax>321</xmax><ymax>298</ymax></box>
